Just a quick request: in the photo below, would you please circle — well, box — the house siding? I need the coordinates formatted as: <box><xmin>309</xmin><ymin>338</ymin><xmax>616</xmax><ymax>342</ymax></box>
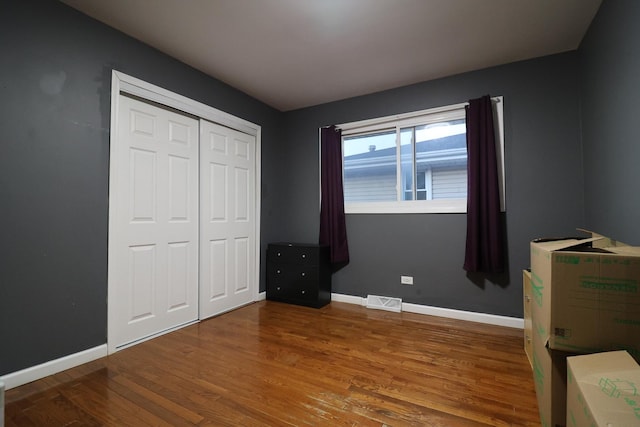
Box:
<box><xmin>343</xmin><ymin>167</ymin><xmax>467</xmax><ymax>202</ymax></box>
<box><xmin>344</xmin><ymin>173</ymin><xmax>396</xmax><ymax>202</ymax></box>
<box><xmin>432</xmin><ymin>167</ymin><xmax>467</xmax><ymax>199</ymax></box>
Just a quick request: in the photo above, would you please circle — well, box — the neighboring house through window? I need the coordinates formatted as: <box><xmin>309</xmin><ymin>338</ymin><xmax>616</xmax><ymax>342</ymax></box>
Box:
<box><xmin>337</xmin><ymin>98</ymin><xmax>504</xmax><ymax>214</ymax></box>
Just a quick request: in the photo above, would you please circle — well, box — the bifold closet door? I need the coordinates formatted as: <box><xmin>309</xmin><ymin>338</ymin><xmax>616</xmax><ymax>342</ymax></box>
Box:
<box><xmin>199</xmin><ymin>119</ymin><xmax>256</xmax><ymax>319</ymax></box>
<box><xmin>111</xmin><ymin>94</ymin><xmax>199</xmax><ymax>349</ymax></box>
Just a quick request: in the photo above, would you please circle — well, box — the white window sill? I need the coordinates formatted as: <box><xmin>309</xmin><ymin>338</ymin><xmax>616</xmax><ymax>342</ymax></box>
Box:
<box><xmin>345</xmin><ymin>199</ymin><xmax>467</xmax><ymax>214</ymax></box>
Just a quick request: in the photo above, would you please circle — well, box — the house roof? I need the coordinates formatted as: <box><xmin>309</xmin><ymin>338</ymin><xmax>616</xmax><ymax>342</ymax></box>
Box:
<box><xmin>346</xmin><ymin>133</ymin><xmax>466</xmax><ymax>161</ymax></box>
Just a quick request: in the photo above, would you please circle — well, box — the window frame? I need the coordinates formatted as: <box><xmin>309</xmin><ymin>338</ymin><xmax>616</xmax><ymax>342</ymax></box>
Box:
<box><xmin>336</xmin><ymin>97</ymin><xmax>505</xmax><ymax>214</ymax></box>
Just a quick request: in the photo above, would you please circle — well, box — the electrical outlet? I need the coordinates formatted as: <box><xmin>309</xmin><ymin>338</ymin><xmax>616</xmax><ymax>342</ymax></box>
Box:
<box><xmin>400</xmin><ymin>275</ymin><xmax>414</xmax><ymax>285</ymax></box>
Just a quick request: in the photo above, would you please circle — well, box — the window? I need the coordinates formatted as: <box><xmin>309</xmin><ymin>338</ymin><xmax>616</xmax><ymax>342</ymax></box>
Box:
<box><xmin>338</xmin><ymin>98</ymin><xmax>504</xmax><ymax>214</ymax></box>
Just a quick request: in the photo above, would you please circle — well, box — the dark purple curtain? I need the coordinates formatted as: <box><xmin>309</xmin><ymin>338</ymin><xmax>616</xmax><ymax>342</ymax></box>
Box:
<box><xmin>464</xmin><ymin>95</ymin><xmax>504</xmax><ymax>273</ymax></box>
<box><xmin>319</xmin><ymin>125</ymin><xmax>349</xmax><ymax>265</ymax></box>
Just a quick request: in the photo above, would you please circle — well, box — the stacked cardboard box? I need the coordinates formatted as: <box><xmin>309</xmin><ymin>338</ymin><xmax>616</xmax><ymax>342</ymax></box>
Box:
<box><xmin>523</xmin><ymin>269</ymin><xmax>533</xmax><ymax>368</ymax></box>
<box><xmin>567</xmin><ymin>351</ymin><xmax>640</xmax><ymax>426</ymax></box>
<box><xmin>530</xmin><ymin>301</ymin><xmax>577</xmax><ymax>427</ymax></box>
<box><xmin>529</xmin><ymin>232</ymin><xmax>640</xmax><ymax>426</ymax></box>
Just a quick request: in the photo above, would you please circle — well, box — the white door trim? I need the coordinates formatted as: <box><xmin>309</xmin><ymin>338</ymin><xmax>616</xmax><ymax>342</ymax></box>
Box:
<box><xmin>108</xmin><ymin>70</ymin><xmax>262</xmax><ymax>354</ymax></box>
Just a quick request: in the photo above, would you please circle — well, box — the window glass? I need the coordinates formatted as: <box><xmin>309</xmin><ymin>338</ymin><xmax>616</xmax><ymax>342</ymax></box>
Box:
<box><xmin>415</xmin><ymin>118</ymin><xmax>467</xmax><ymax>200</ymax></box>
<box><xmin>336</xmin><ymin>97</ymin><xmax>504</xmax><ymax>214</ymax></box>
<box><xmin>343</xmin><ymin>130</ymin><xmax>396</xmax><ymax>203</ymax></box>
<box><xmin>400</xmin><ymin>128</ymin><xmax>413</xmax><ymax>201</ymax></box>
<box><xmin>416</xmin><ymin>171</ymin><xmax>427</xmax><ymax>200</ymax></box>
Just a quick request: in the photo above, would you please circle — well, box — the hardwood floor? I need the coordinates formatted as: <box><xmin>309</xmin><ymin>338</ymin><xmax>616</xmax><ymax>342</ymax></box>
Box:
<box><xmin>5</xmin><ymin>301</ymin><xmax>540</xmax><ymax>426</ymax></box>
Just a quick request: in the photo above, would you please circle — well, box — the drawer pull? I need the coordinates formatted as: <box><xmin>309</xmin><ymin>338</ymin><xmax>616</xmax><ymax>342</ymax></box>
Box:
<box><xmin>276</xmin><ymin>287</ymin><xmax>281</xmax><ymax>291</ymax></box>
<box><xmin>301</xmin><ymin>272</ymin><xmax>306</xmax><ymax>277</ymax></box>
<box><xmin>301</xmin><ymin>290</ymin><xmax>306</xmax><ymax>294</ymax></box>
<box><xmin>276</xmin><ymin>269</ymin><xmax>281</xmax><ymax>274</ymax></box>
<box><xmin>302</xmin><ymin>254</ymin><xmax>306</xmax><ymax>259</ymax></box>
<box><xmin>277</xmin><ymin>252</ymin><xmax>281</xmax><ymax>257</ymax></box>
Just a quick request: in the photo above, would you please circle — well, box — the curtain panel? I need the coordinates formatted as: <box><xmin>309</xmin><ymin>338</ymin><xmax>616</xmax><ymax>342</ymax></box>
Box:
<box><xmin>319</xmin><ymin>125</ymin><xmax>350</xmax><ymax>265</ymax></box>
<box><xmin>464</xmin><ymin>95</ymin><xmax>504</xmax><ymax>273</ymax></box>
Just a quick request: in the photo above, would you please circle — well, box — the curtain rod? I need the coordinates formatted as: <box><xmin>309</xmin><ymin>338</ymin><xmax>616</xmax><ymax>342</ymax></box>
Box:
<box><xmin>331</xmin><ymin>96</ymin><xmax>501</xmax><ymax>133</ymax></box>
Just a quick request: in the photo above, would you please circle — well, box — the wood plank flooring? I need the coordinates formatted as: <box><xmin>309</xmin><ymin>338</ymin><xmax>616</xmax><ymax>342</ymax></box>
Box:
<box><xmin>5</xmin><ymin>301</ymin><xmax>540</xmax><ymax>426</ymax></box>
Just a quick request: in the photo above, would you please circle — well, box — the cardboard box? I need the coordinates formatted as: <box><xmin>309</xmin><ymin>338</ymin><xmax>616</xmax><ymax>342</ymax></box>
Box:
<box><xmin>530</xmin><ymin>233</ymin><xmax>640</xmax><ymax>357</ymax></box>
<box><xmin>532</xmin><ymin>306</ymin><xmax>576</xmax><ymax>427</ymax></box>
<box><xmin>567</xmin><ymin>351</ymin><xmax>640</xmax><ymax>426</ymax></box>
<box><xmin>523</xmin><ymin>269</ymin><xmax>533</xmax><ymax>368</ymax></box>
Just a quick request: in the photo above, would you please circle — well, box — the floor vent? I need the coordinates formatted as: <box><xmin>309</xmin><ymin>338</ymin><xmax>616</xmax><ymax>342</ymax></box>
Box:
<box><xmin>366</xmin><ymin>295</ymin><xmax>402</xmax><ymax>313</ymax></box>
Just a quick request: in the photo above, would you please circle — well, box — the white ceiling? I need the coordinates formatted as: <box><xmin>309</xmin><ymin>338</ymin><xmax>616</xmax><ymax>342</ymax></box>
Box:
<box><xmin>62</xmin><ymin>0</ymin><xmax>601</xmax><ymax>112</ymax></box>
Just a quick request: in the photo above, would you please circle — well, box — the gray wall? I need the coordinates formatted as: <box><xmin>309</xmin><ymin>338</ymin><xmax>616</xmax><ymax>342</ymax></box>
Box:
<box><xmin>280</xmin><ymin>52</ymin><xmax>585</xmax><ymax>318</ymax></box>
<box><xmin>0</xmin><ymin>0</ymin><xmax>282</xmax><ymax>375</ymax></box>
<box><xmin>4</xmin><ymin>0</ymin><xmax>622</xmax><ymax>378</ymax></box>
<box><xmin>580</xmin><ymin>0</ymin><xmax>640</xmax><ymax>244</ymax></box>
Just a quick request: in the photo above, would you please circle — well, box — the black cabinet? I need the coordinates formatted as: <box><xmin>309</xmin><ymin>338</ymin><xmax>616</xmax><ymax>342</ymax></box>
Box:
<box><xmin>266</xmin><ymin>243</ymin><xmax>331</xmax><ymax>308</ymax></box>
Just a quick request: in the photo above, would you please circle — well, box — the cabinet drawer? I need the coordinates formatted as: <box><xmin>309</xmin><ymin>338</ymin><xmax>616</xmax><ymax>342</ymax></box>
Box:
<box><xmin>268</xmin><ymin>281</ymin><xmax>316</xmax><ymax>301</ymax></box>
<box><xmin>267</xmin><ymin>267</ymin><xmax>319</xmax><ymax>293</ymax></box>
<box><xmin>268</xmin><ymin>245</ymin><xmax>319</xmax><ymax>265</ymax></box>
<box><xmin>267</xmin><ymin>263</ymin><xmax>318</xmax><ymax>280</ymax></box>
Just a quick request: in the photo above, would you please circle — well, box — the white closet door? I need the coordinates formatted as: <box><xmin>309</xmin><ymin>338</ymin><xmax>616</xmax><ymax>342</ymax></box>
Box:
<box><xmin>111</xmin><ymin>94</ymin><xmax>199</xmax><ymax>349</ymax></box>
<box><xmin>200</xmin><ymin>119</ymin><xmax>256</xmax><ymax>319</ymax></box>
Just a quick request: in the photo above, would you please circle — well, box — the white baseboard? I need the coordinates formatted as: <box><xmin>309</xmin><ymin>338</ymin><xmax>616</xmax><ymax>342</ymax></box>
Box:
<box><xmin>0</xmin><ymin>345</ymin><xmax>108</xmax><ymax>391</ymax></box>
<box><xmin>331</xmin><ymin>293</ymin><xmax>367</xmax><ymax>306</ymax></box>
<box><xmin>331</xmin><ymin>293</ymin><xmax>524</xmax><ymax>329</ymax></box>
<box><xmin>257</xmin><ymin>291</ymin><xmax>266</xmax><ymax>301</ymax></box>
<box><xmin>401</xmin><ymin>302</ymin><xmax>524</xmax><ymax>329</ymax></box>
